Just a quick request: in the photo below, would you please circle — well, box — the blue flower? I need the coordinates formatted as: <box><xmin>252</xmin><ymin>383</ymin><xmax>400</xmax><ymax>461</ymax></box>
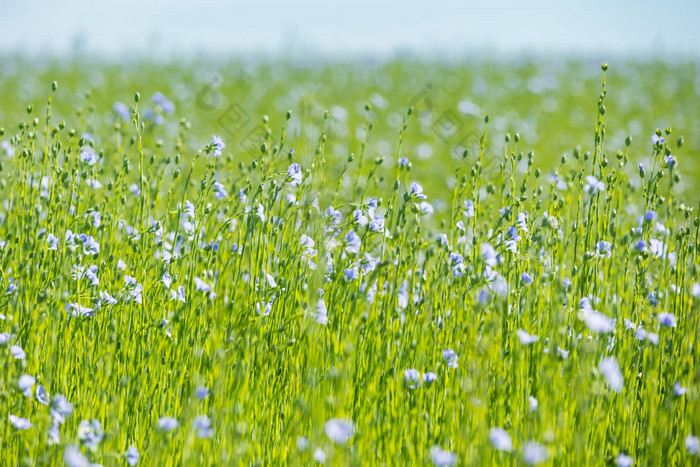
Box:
<box><xmin>211</xmin><ymin>136</ymin><xmax>225</xmax><ymax>157</ymax></box>
<box><xmin>125</xmin><ymin>446</ymin><xmax>139</xmax><ymax>465</ymax></box>
<box><xmin>658</xmin><ymin>312</ymin><xmax>677</xmax><ymax>328</ymax></box>
<box><xmin>344</xmin><ymin>230</ymin><xmax>361</xmax><ymax>254</ymax></box>
<box><xmin>634</xmin><ymin>239</ymin><xmax>647</xmax><ymax>253</ymax></box>
<box><xmin>430</xmin><ymin>446</ymin><xmax>457</xmax><ymax>466</ymax></box>
<box><xmin>344</xmin><ymin>267</ymin><xmax>359</xmax><ymax>281</ymax></box>
<box><xmin>644</xmin><ymin>210</ymin><xmax>657</xmax><ymax>222</ymax></box>
<box><xmin>584</xmin><ymin>175</ymin><xmax>605</xmax><ymax>195</ymax></box>
<box><xmin>520</xmin><ymin>272</ymin><xmax>533</xmax><ymax>286</ymax></box>
<box><xmin>324</xmin><ymin>418</ymin><xmax>355</xmax><ymax>444</ymax></box>
<box><xmin>409</xmin><ymin>182</ymin><xmax>427</xmax><ymax>199</ymax></box>
<box><xmin>192</xmin><ymin>415</ymin><xmax>214</xmax><ymax>439</ymax></box>
<box><xmin>158</xmin><ymin>417</ymin><xmax>179</xmax><ymax>432</ymax></box>
<box><xmin>651</xmin><ymin>134</ymin><xmax>665</xmax><ymax>145</ymax></box>
<box><xmin>113</xmin><ymin>102</ymin><xmax>130</xmax><ymax>121</ymax></box>
<box><xmin>596</xmin><ymin>240</ymin><xmax>612</xmax><ymax>258</ymax></box>
<box><xmin>287</xmin><ymin>163</ymin><xmax>303</xmax><ymax>186</ymax></box>
<box><xmin>80</xmin><ymin>146</ymin><xmax>99</xmax><ymax>166</ymax></box>
<box><xmin>443</xmin><ymin>349</ymin><xmax>458</xmax><ymax>368</ymax></box>
<box><xmin>212</xmin><ymin>181</ymin><xmax>228</xmax><ymax>199</ymax></box>
<box><xmin>665</xmin><ymin>155</ymin><xmax>677</xmax><ymax>169</ymax></box>
<box><xmin>404</xmin><ymin>369</ymin><xmax>421</xmax><ymax>389</ymax></box>
<box><xmin>153</xmin><ymin>92</ymin><xmax>175</xmax><ymax>114</ymax></box>
<box><xmin>463</xmin><ymin>199</ymin><xmax>475</xmax><ymax>218</ymax></box>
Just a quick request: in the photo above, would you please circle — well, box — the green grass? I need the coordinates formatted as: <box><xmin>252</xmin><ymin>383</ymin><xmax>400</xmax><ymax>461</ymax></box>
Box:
<box><xmin>0</xmin><ymin>57</ymin><xmax>698</xmax><ymax>466</ymax></box>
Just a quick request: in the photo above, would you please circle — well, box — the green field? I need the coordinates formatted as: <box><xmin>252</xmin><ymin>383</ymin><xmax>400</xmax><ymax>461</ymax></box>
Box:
<box><xmin>0</xmin><ymin>57</ymin><xmax>699</xmax><ymax>465</ymax></box>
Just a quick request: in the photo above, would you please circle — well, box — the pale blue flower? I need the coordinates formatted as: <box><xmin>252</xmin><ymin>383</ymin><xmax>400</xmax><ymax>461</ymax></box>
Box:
<box><xmin>353</xmin><ymin>209</ymin><xmax>368</xmax><ymax>226</ymax></box>
<box><xmin>312</xmin><ymin>298</ymin><xmax>328</xmax><ymax>325</ymax></box>
<box><xmin>345</xmin><ymin>230</ymin><xmax>361</xmax><ymax>254</ymax></box>
<box><xmin>78</xmin><ymin>419</ymin><xmax>104</xmax><ymax>451</ymax></box>
<box><xmin>596</xmin><ymin>241</ymin><xmax>612</xmax><ymax>258</ymax></box>
<box><xmin>409</xmin><ymin>182</ymin><xmax>427</xmax><ymax>199</ymax></box>
<box><xmin>18</xmin><ymin>374</ymin><xmax>35</xmax><ymax>397</ymax></box>
<box><xmin>192</xmin><ymin>415</ymin><xmax>214</xmax><ymax>439</ymax></box>
<box><xmin>658</xmin><ymin>312</ymin><xmax>677</xmax><ymax>328</ymax></box>
<box><xmin>584</xmin><ymin>175</ymin><xmax>605</xmax><ymax>195</ymax></box>
<box><xmin>344</xmin><ymin>267</ymin><xmax>359</xmax><ymax>281</ymax></box>
<box><xmin>443</xmin><ymin>349</ymin><xmax>458</xmax><ymax>368</ymax></box>
<box><xmin>673</xmin><ymin>382</ymin><xmax>687</xmax><ymax>397</ymax></box>
<box><xmin>430</xmin><ymin>446</ymin><xmax>457</xmax><ymax>466</ymax></box>
<box><xmin>112</xmin><ymin>102</ymin><xmax>130</xmax><ymax>122</ymax></box>
<box><xmin>324</xmin><ymin>418</ymin><xmax>354</xmax><ymax>444</ymax></box>
<box><xmin>369</xmin><ymin>217</ymin><xmax>385</xmax><ymax>233</ymax></box>
<box><xmin>423</xmin><ymin>372</ymin><xmax>438</xmax><ymax>385</ymax></box>
<box><xmin>665</xmin><ymin>155</ymin><xmax>677</xmax><ymax>168</ymax></box>
<box><xmin>463</xmin><ymin>199</ymin><xmax>475</xmax><ymax>217</ymax></box>
<box><xmin>517</xmin><ymin>329</ymin><xmax>538</xmax><ymax>344</ymax></box>
<box><xmin>313</xmin><ymin>448</ymin><xmax>326</xmax><ymax>463</ymax></box>
<box><xmin>64</xmin><ymin>445</ymin><xmax>89</xmax><ymax>467</ymax></box>
<box><xmin>633</xmin><ymin>239</ymin><xmax>647</xmax><ymax>253</ymax></box>
<box><xmin>520</xmin><ymin>272</ymin><xmax>533</xmax><ymax>286</ymax></box>
<box><xmin>195</xmin><ymin>386</ymin><xmax>210</xmax><ymax>400</ymax></box>
<box><xmin>80</xmin><ymin>146</ymin><xmax>99</xmax><ymax>166</ymax></box>
<box><xmin>67</xmin><ymin>303</ymin><xmax>95</xmax><ymax>318</ymax></box>
<box><xmin>36</xmin><ymin>385</ymin><xmax>50</xmax><ymax>405</ymax></box>
<box><xmin>158</xmin><ymin>417</ymin><xmax>179</xmax><ymax>432</ymax></box>
<box><xmin>615</xmin><ymin>454</ymin><xmax>633</xmax><ymax>467</ymax></box>
<box><xmin>153</xmin><ymin>92</ymin><xmax>175</xmax><ymax>114</ymax></box>
<box><xmin>600</xmin><ymin>357</ymin><xmax>623</xmax><ymax>393</ymax></box>
<box><xmin>9</xmin><ymin>415</ymin><xmax>31</xmax><ymax>430</ymax></box>
<box><xmin>325</xmin><ymin>206</ymin><xmax>342</xmax><ymax>226</ymax></box>
<box><xmin>523</xmin><ymin>441</ymin><xmax>549</xmax><ymax>465</ymax></box>
<box><xmin>212</xmin><ymin>181</ymin><xmax>228</xmax><ymax>199</ymax></box>
<box><xmin>489</xmin><ymin>427</ymin><xmax>513</xmax><ymax>452</ymax></box>
<box><xmin>126</xmin><ymin>445</ymin><xmax>140</xmax><ymax>466</ymax></box>
<box><xmin>404</xmin><ymin>368</ymin><xmax>421</xmax><ymax>389</ymax></box>
<box><xmin>211</xmin><ymin>136</ymin><xmax>225</xmax><ymax>157</ymax></box>
<box><xmin>287</xmin><ymin>163</ymin><xmax>303</xmax><ymax>186</ymax></box>
<box><xmin>46</xmin><ymin>233</ymin><xmax>58</xmax><ymax>250</ymax></box>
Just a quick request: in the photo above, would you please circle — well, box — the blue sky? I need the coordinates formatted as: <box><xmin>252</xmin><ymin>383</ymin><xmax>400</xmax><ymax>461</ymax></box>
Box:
<box><xmin>1</xmin><ymin>0</ymin><xmax>698</xmax><ymax>57</ymax></box>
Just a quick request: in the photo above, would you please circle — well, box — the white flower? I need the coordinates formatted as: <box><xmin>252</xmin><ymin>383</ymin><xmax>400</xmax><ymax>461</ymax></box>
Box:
<box><xmin>599</xmin><ymin>357</ymin><xmax>624</xmax><ymax>393</ymax></box>
<box><xmin>615</xmin><ymin>453</ymin><xmax>634</xmax><ymax>467</ymax></box>
<box><xmin>324</xmin><ymin>418</ymin><xmax>355</xmax><ymax>444</ymax></box>
<box><xmin>528</xmin><ymin>396</ymin><xmax>538</xmax><ymax>411</ymax></box>
<box><xmin>489</xmin><ymin>428</ymin><xmax>513</xmax><ymax>452</ymax></box>
<box><xmin>430</xmin><ymin>446</ymin><xmax>458</xmax><ymax>466</ymax></box>
<box><xmin>126</xmin><ymin>446</ymin><xmax>139</xmax><ymax>466</ymax></box>
<box><xmin>523</xmin><ymin>441</ymin><xmax>549</xmax><ymax>465</ymax></box>
<box><xmin>11</xmin><ymin>344</ymin><xmax>26</xmax><ymax>359</ymax></box>
<box><xmin>9</xmin><ymin>414</ymin><xmax>32</xmax><ymax>430</ymax></box>
<box><xmin>517</xmin><ymin>329</ymin><xmax>539</xmax><ymax>345</ymax></box>
<box><xmin>78</xmin><ymin>419</ymin><xmax>103</xmax><ymax>451</ymax></box>
<box><xmin>192</xmin><ymin>415</ymin><xmax>214</xmax><ymax>439</ymax></box>
<box><xmin>158</xmin><ymin>417</ymin><xmax>179</xmax><ymax>432</ymax></box>
<box><xmin>18</xmin><ymin>374</ymin><xmax>35</xmax><ymax>397</ymax></box>
<box><xmin>583</xmin><ymin>175</ymin><xmax>605</xmax><ymax>195</ymax></box>
<box><xmin>313</xmin><ymin>448</ymin><xmax>326</xmax><ymax>463</ymax></box>
<box><xmin>64</xmin><ymin>445</ymin><xmax>90</xmax><ymax>467</ymax></box>
<box><xmin>685</xmin><ymin>435</ymin><xmax>699</xmax><ymax>455</ymax></box>
<box><xmin>579</xmin><ymin>307</ymin><xmax>615</xmax><ymax>334</ymax></box>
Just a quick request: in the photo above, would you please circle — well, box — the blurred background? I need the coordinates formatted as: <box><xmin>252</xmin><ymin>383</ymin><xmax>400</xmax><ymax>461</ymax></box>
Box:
<box><xmin>1</xmin><ymin>0</ymin><xmax>699</xmax><ymax>195</ymax></box>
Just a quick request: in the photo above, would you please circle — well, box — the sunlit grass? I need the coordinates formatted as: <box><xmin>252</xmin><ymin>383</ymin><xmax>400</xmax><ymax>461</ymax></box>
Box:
<box><xmin>0</xmin><ymin>59</ymin><xmax>698</xmax><ymax>466</ymax></box>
